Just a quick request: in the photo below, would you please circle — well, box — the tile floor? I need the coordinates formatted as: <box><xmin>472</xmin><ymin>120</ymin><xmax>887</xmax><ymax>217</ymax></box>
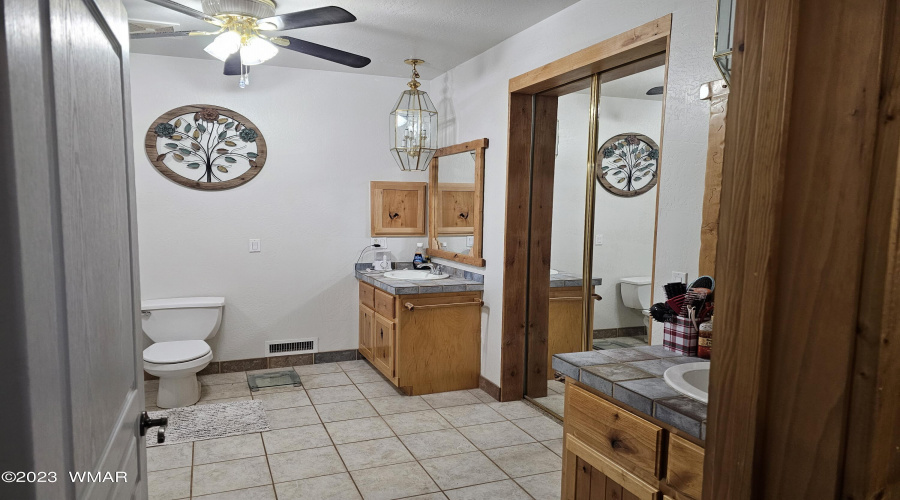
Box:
<box><xmin>145</xmin><ymin>359</ymin><xmax>563</xmax><ymax>500</ymax></box>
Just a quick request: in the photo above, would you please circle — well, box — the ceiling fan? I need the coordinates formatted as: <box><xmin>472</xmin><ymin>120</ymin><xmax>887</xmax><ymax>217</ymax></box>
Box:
<box><xmin>131</xmin><ymin>0</ymin><xmax>371</xmax><ymax>87</ymax></box>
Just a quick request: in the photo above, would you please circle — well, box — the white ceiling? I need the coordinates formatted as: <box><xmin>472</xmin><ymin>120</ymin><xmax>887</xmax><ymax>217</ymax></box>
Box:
<box><xmin>124</xmin><ymin>0</ymin><xmax>580</xmax><ymax>79</ymax></box>
<box><xmin>575</xmin><ymin>66</ymin><xmax>665</xmax><ymax>101</ymax></box>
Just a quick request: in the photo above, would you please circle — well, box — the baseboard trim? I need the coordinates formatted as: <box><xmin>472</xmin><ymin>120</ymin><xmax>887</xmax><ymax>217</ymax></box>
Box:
<box><xmin>479</xmin><ymin>375</ymin><xmax>501</xmax><ymax>401</ymax></box>
<box><xmin>143</xmin><ymin>349</ymin><xmax>359</xmax><ymax>381</ymax></box>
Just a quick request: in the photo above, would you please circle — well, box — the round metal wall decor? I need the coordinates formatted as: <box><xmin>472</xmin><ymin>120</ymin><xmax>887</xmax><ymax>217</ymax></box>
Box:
<box><xmin>145</xmin><ymin>104</ymin><xmax>267</xmax><ymax>190</ymax></box>
<box><xmin>596</xmin><ymin>133</ymin><xmax>659</xmax><ymax>197</ymax></box>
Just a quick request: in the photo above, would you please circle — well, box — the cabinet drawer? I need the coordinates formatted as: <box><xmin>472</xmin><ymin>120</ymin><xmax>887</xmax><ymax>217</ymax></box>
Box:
<box><xmin>359</xmin><ymin>282</ymin><xmax>375</xmax><ymax>309</ymax></box>
<box><xmin>374</xmin><ymin>288</ymin><xmax>395</xmax><ymax>319</ymax></box>
<box><xmin>566</xmin><ymin>383</ymin><xmax>663</xmax><ymax>483</ymax></box>
<box><xmin>666</xmin><ymin>434</ymin><xmax>704</xmax><ymax>499</ymax></box>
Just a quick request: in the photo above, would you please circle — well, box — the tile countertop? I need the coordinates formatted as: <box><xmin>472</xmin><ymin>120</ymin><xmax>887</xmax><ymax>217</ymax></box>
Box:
<box><xmin>550</xmin><ymin>270</ymin><xmax>602</xmax><ymax>288</ymax></box>
<box><xmin>552</xmin><ymin>346</ymin><xmax>710</xmax><ymax>441</ymax></box>
<box><xmin>354</xmin><ymin>263</ymin><xmax>484</xmax><ymax>295</ymax></box>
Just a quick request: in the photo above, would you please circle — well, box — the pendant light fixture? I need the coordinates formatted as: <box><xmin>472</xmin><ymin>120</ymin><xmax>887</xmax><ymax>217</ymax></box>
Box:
<box><xmin>389</xmin><ymin>59</ymin><xmax>439</xmax><ymax>171</ymax></box>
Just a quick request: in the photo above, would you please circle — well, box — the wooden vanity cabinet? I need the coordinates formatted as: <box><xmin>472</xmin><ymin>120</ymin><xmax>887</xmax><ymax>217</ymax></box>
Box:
<box><xmin>357</xmin><ymin>281</ymin><xmax>482</xmax><ymax>395</ymax></box>
<box><xmin>563</xmin><ymin>381</ymin><xmax>705</xmax><ymax>500</ymax></box>
<box><xmin>548</xmin><ymin>287</ymin><xmax>592</xmax><ymax>379</ymax></box>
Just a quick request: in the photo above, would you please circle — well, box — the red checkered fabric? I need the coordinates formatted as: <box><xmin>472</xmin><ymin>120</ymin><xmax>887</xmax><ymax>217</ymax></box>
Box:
<box><xmin>663</xmin><ymin>315</ymin><xmax>707</xmax><ymax>356</ymax></box>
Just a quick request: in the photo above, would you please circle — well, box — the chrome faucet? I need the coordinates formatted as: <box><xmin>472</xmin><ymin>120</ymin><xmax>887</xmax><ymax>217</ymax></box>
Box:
<box><xmin>415</xmin><ymin>262</ymin><xmax>442</xmax><ymax>275</ymax></box>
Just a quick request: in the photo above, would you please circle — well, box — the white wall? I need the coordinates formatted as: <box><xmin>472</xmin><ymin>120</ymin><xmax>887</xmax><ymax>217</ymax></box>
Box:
<box><xmin>131</xmin><ymin>54</ymin><xmax>430</xmax><ymax>361</ymax></box>
<box><xmin>430</xmin><ymin>0</ymin><xmax>719</xmax><ymax>384</ymax></box>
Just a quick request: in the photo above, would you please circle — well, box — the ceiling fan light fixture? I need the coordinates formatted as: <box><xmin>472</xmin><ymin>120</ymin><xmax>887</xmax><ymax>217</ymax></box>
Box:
<box><xmin>240</xmin><ymin>36</ymin><xmax>278</xmax><ymax>65</ymax></box>
<box><xmin>204</xmin><ymin>30</ymin><xmax>241</xmax><ymax>61</ymax></box>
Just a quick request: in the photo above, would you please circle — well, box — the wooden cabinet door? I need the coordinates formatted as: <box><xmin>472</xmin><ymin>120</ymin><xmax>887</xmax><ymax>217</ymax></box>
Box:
<box><xmin>359</xmin><ymin>304</ymin><xmax>375</xmax><ymax>360</ymax></box>
<box><xmin>565</xmin><ymin>435</ymin><xmax>659</xmax><ymax>500</ymax></box>
<box><xmin>373</xmin><ymin>314</ymin><xmax>396</xmax><ymax>377</ymax></box>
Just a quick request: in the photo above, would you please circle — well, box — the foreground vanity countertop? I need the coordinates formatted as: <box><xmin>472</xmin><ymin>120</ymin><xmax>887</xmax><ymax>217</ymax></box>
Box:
<box><xmin>354</xmin><ymin>263</ymin><xmax>484</xmax><ymax>295</ymax></box>
<box><xmin>549</xmin><ymin>270</ymin><xmax>602</xmax><ymax>288</ymax></box>
<box><xmin>553</xmin><ymin>346</ymin><xmax>710</xmax><ymax>440</ymax></box>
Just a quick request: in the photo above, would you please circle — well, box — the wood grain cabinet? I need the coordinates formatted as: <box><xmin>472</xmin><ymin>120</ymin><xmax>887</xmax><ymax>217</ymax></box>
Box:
<box><xmin>563</xmin><ymin>381</ymin><xmax>705</xmax><ymax>500</ymax></box>
<box><xmin>357</xmin><ymin>281</ymin><xmax>483</xmax><ymax>395</ymax></box>
<box><xmin>548</xmin><ymin>287</ymin><xmax>593</xmax><ymax>379</ymax></box>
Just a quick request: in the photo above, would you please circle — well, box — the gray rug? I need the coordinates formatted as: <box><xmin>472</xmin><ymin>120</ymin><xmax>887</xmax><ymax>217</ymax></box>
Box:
<box><xmin>145</xmin><ymin>400</ymin><xmax>270</xmax><ymax>447</ymax></box>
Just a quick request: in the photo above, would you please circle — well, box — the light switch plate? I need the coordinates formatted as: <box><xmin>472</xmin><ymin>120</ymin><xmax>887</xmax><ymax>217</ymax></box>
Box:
<box><xmin>249</xmin><ymin>239</ymin><xmax>261</xmax><ymax>253</ymax></box>
<box><xmin>595</xmin><ymin>234</ymin><xmax>604</xmax><ymax>246</ymax></box>
<box><xmin>672</xmin><ymin>271</ymin><xmax>688</xmax><ymax>284</ymax></box>
<box><xmin>371</xmin><ymin>237</ymin><xmax>387</xmax><ymax>249</ymax></box>
<box><xmin>466</xmin><ymin>235</ymin><xmax>475</xmax><ymax>247</ymax></box>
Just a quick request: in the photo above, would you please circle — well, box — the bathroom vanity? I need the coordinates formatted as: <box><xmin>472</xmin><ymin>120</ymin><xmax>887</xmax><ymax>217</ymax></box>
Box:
<box><xmin>547</xmin><ymin>271</ymin><xmax>603</xmax><ymax>380</ymax></box>
<box><xmin>553</xmin><ymin>347</ymin><xmax>708</xmax><ymax>500</ymax></box>
<box><xmin>356</xmin><ymin>266</ymin><xmax>484</xmax><ymax>395</ymax></box>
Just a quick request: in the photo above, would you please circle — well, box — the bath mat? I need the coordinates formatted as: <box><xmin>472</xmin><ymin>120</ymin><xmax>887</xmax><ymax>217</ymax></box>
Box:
<box><xmin>145</xmin><ymin>400</ymin><xmax>269</xmax><ymax>447</ymax></box>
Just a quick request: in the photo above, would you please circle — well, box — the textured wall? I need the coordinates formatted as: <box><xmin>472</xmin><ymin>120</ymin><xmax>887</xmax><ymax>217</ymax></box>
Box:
<box><xmin>430</xmin><ymin>0</ymin><xmax>720</xmax><ymax>384</ymax></box>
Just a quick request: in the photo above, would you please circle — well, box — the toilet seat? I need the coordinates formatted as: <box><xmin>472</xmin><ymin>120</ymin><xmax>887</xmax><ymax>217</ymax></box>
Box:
<box><xmin>143</xmin><ymin>340</ymin><xmax>211</xmax><ymax>364</ymax></box>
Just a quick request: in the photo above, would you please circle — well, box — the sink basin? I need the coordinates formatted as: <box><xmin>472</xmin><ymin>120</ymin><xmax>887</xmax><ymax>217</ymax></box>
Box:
<box><xmin>383</xmin><ymin>270</ymin><xmax>449</xmax><ymax>280</ymax></box>
<box><xmin>663</xmin><ymin>362</ymin><xmax>710</xmax><ymax>403</ymax></box>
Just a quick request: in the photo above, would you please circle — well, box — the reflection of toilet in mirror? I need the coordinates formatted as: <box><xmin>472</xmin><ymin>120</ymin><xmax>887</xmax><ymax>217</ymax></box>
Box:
<box><xmin>619</xmin><ymin>276</ymin><xmax>652</xmax><ymax>329</ymax></box>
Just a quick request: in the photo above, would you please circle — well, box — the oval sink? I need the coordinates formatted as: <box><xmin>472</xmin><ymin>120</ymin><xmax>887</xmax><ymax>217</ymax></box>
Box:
<box><xmin>383</xmin><ymin>270</ymin><xmax>449</xmax><ymax>280</ymax></box>
<box><xmin>663</xmin><ymin>362</ymin><xmax>710</xmax><ymax>403</ymax></box>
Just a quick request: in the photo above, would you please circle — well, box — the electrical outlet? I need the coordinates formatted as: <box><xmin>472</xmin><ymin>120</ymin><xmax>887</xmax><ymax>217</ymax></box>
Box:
<box><xmin>249</xmin><ymin>239</ymin><xmax>261</xmax><ymax>253</ymax></box>
<box><xmin>371</xmin><ymin>237</ymin><xmax>387</xmax><ymax>249</ymax></box>
<box><xmin>595</xmin><ymin>234</ymin><xmax>604</xmax><ymax>246</ymax></box>
<box><xmin>672</xmin><ymin>271</ymin><xmax>688</xmax><ymax>284</ymax></box>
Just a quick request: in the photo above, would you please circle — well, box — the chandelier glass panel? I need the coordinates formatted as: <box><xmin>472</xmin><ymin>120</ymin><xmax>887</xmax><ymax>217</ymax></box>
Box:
<box><xmin>389</xmin><ymin>59</ymin><xmax>438</xmax><ymax>171</ymax></box>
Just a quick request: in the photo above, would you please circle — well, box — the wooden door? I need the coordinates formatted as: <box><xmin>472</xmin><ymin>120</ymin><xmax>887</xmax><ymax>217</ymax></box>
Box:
<box><xmin>359</xmin><ymin>304</ymin><xmax>375</xmax><ymax>360</ymax></box>
<box><xmin>0</xmin><ymin>0</ymin><xmax>146</xmax><ymax>498</ymax></box>
<box><xmin>374</xmin><ymin>315</ymin><xmax>396</xmax><ymax>377</ymax></box>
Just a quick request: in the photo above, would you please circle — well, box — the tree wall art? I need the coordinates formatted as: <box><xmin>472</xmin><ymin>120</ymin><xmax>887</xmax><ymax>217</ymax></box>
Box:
<box><xmin>596</xmin><ymin>133</ymin><xmax>659</xmax><ymax>197</ymax></box>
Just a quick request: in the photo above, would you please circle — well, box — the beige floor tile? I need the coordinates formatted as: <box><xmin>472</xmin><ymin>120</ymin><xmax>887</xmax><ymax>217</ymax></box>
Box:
<box><xmin>193</xmin><ymin>433</ymin><xmax>265</xmax><ymax>465</ymax></box>
<box><xmin>436</xmin><ymin>404</ymin><xmax>505</xmax><ymax>427</ymax></box>
<box><xmin>487</xmin><ymin>401</ymin><xmax>542</xmax><ymax>420</ymax></box>
<box><xmin>456</xmin><ymin>421</ymin><xmax>535</xmax><ymax>450</ymax></box>
<box><xmin>355</xmin><ymin>381</ymin><xmax>401</xmax><ymax>398</ymax></box>
<box><xmin>266</xmin><ymin>406</ymin><xmax>320</xmax><ymax>430</ymax></box>
<box><xmin>419</xmin><ymin>451</ymin><xmax>508</xmax><ymax>490</ymax></box>
<box><xmin>252</xmin><ymin>390</ymin><xmax>311</xmax><ymax>410</ymax></box>
<box><xmin>199</xmin><ymin>382</ymin><xmax>251</xmax><ymax>402</ymax></box>
<box><xmin>325</xmin><ymin>416</ymin><xmax>394</xmax><ymax>444</ymax></box>
<box><xmin>146</xmin><ymin>442</ymin><xmax>192</xmax><ymax>472</ymax></box>
<box><xmin>467</xmin><ymin>389</ymin><xmax>497</xmax><ymax>404</ymax></box>
<box><xmin>147</xmin><ymin>466</ymin><xmax>191</xmax><ymax>500</ymax></box>
<box><xmin>262</xmin><ymin>423</ymin><xmax>332</xmax><ymax>454</ymax></box>
<box><xmin>350</xmin><ymin>462</ymin><xmax>440</xmax><ymax>500</ymax></box>
<box><xmin>512</xmin><ymin>416</ymin><xmax>563</xmax><ymax>441</ymax></box>
<box><xmin>445</xmin><ymin>479</ymin><xmax>532</xmax><ymax>500</ymax></box>
<box><xmin>145</xmin><ymin>379</ymin><xmax>160</xmax><ymax>392</ymax></box>
<box><xmin>399</xmin><ymin>429</ymin><xmax>477</xmax><ymax>460</ymax></box>
<box><xmin>338</xmin><ymin>360</ymin><xmax>375</xmax><ymax>372</ymax></box>
<box><xmin>274</xmin><ymin>472</ymin><xmax>361</xmax><ymax>500</ymax></box>
<box><xmin>542</xmin><ymin>439</ymin><xmax>563</xmax><ymax>457</ymax></box>
<box><xmin>192</xmin><ymin>485</ymin><xmax>276</xmax><ymax>500</ymax></box>
<box><xmin>484</xmin><ymin>443</ymin><xmax>561</xmax><ymax>478</ymax></box>
<box><xmin>367</xmin><ymin>395</ymin><xmax>431</xmax><ymax>416</ymax></box>
<box><xmin>300</xmin><ymin>372</ymin><xmax>353</xmax><ymax>389</ymax></box>
<box><xmin>336</xmin><ymin>436</ymin><xmax>415</xmax><ymax>471</ymax></box>
<box><xmin>382</xmin><ymin>410</ymin><xmax>453</xmax><ymax>436</ymax></box>
<box><xmin>307</xmin><ymin>385</ymin><xmax>365</xmax><ymax>405</ymax></box>
<box><xmin>402</xmin><ymin>494</ymin><xmax>448</xmax><ymax>500</ymax></box>
<box><xmin>294</xmin><ymin>363</ymin><xmax>342</xmax><ymax>375</ymax></box>
<box><xmin>421</xmin><ymin>390</ymin><xmax>481</xmax><ymax>409</ymax></box>
<box><xmin>531</xmin><ymin>394</ymin><xmax>565</xmax><ymax>416</ymax></box>
<box><xmin>546</xmin><ymin>380</ymin><xmax>566</xmax><ymax>394</ymax></box>
<box><xmin>267</xmin><ymin>446</ymin><xmax>346</xmax><ymax>483</ymax></box>
<box><xmin>200</xmin><ymin>372</ymin><xmax>247</xmax><ymax>386</ymax></box>
<box><xmin>346</xmin><ymin>370</ymin><xmax>386</xmax><ymax>384</ymax></box>
<box><xmin>191</xmin><ymin>455</ymin><xmax>272</xmax><ymax>497</ymax></box>
<box><xmin>515</xmin><ymin>470</ymin><xmax>562</xmax><ymax>500</ymax></box>
<box><xmin>315</xmin><ymin>399</ymin><xmax>378</xmax><ymax>423</ymax></box>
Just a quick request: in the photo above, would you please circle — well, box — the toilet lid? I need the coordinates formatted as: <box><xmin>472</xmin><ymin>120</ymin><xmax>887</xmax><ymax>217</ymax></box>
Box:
<box><xmin>144</xmin><ymin>340</ymin><xmax>211</xmax><ymax>364</ymax></box>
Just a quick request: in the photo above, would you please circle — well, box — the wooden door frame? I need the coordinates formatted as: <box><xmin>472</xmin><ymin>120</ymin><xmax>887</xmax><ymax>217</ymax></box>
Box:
<box><xmin>499</xmin><ymin>15</ymin><xmax>673</xmax><ymax>402</ymax></box>
<box><xmin>703</xmin><ymin>0</ymin><xmax>900</xmax><ymax>498</ymax></box>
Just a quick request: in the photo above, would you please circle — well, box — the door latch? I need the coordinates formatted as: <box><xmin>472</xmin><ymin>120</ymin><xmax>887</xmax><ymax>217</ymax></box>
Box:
<box><xmin>140</xmin><ymin>411</ymin><xmax>168</xmax><ymax>444</ymax></box>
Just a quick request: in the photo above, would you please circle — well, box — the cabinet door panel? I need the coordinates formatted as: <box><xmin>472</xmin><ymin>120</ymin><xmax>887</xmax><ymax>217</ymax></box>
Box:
<box><xmin>374</xmin><ymin>314</ymin><xmax>395</xmax><ymax>377</ymax></box>
<box><xmin>359</xmin><ymin>304</ymin><xmax>374</xmax><ymax>360</ymax></box>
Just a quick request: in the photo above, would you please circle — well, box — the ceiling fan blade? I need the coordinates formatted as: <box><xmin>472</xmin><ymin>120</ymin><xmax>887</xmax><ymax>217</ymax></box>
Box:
<box><xmin>223</xmin><ymin>52</ymin><xmax>245</xmax><ymax>76</ymax></box>
<box><xmin>257</xmin><ymin>6</ymin><xmax>356</xmax><ymax>31</ymax></box>
<box><xmin>144</xmin><ymin>0</ymin><xmax>222</xmax><ymax>26</ymax></box>
<box><xmin>130</xmin><ymin>30</ymin><xmax>197</xmax><ymax>39</ymax></box>
<box><xmin>279</xmin><ymin>36</ymin><xmax>370</xmax><ymax>68</ymax></box>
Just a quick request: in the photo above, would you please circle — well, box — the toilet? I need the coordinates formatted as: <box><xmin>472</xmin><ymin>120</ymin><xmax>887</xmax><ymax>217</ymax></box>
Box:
<box><xmin>619</xmin><ymin>277</ymin><xmax>652</xmax><ymax>330</ymax></box>
<box><xmin>141</xmin><ymin>297</ymin><xmax>225</xmax><ymax>408</ymax></box>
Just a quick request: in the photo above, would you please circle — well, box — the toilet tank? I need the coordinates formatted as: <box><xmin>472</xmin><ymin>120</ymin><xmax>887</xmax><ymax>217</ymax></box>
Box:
<box><xmin>619</xmin><ymin>277</ymin><xmax>652</xmax><ymax>310</ymax></box>
<box><xmin>141</xmin><ymin>297</ymin><xmax>225</xmax><ymax>343</ymax></box>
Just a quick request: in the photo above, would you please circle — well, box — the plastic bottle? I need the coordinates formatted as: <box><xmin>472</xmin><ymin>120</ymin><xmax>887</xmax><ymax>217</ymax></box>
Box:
<box><xmin>413</xmin><ymin>243</ymin><xmax>425</xmax><ymax>265</ymax></box>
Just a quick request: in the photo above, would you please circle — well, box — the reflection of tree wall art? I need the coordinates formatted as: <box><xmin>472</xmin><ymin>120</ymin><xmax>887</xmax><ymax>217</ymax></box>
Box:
<box><xmin>145</xmin><ymin>105</ymin><xmax>267</xmax><ymax>190</ymax></box>
<box><xmin>596</xmin><ymin>133</ymin><xmax>659</xmax><ymax>197</ymax></box>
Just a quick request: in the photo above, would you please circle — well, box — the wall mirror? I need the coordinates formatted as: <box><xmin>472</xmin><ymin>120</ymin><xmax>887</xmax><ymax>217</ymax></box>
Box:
<box><xmin>428</xmin><ymin>138</ymin><xmax>488</xmax><ymax>267</ymax></box>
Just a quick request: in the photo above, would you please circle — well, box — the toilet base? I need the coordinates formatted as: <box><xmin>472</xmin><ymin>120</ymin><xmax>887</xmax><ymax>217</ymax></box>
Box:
<box><xmin>156</xmin><ymin>374</ymin><xmax>201</xmax><ymax>409</ymax></box>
